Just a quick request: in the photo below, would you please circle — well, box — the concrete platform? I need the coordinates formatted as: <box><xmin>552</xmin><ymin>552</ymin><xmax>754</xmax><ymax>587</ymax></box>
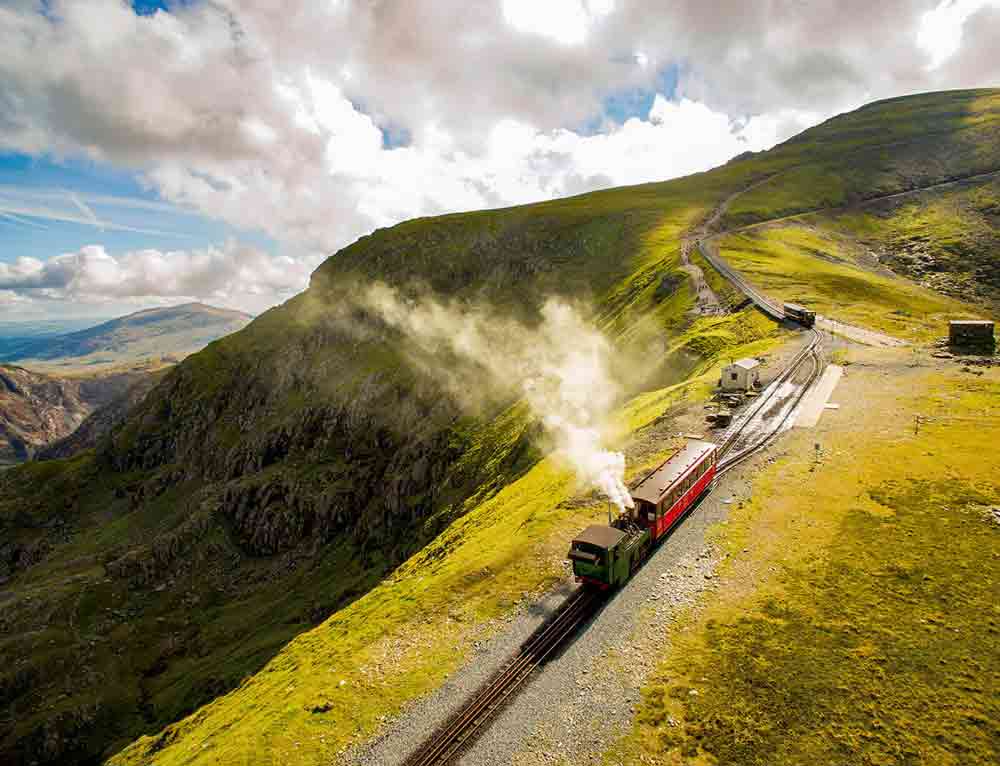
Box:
<box><xmin>794</xmin><ymin>364</ymin><xmax>844</xmax><ymax>428</ymax></box>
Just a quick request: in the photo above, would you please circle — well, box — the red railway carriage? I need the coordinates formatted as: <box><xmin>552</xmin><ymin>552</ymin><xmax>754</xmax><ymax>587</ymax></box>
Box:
<box><xmin>567</xmin><ymin>440</ymin><xmax>718</xmax><ymax>589</ymax></box>
<box><xmin>630</xmin><ymin>440</ymin><xmax>717</xmax><ymax>541</ymax></box>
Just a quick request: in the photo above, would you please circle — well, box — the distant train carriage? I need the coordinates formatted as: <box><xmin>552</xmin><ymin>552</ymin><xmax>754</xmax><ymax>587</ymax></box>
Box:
<box><xmin>783</xmin><ymin>302</ymin><xmax>816</xmax><ymax>327</ymax></box>
<box><xmin>567</xmin><ymin>440</ymin><xmax>718</xmax><ymax>589</ymax></box>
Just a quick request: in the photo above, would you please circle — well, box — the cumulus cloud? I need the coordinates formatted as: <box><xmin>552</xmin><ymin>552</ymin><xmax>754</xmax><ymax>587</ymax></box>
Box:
<box><xmin>1</xmin><ymin>0</ymin><xmax>998</xmax><ymax>291</ymax></box>
<box><xmin>0</xmin><ymin>242</ymin><xmax>322</xmax><ymax>314</ymax></box>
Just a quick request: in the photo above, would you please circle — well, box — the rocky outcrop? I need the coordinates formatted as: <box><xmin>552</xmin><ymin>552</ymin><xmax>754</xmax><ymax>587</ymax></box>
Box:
<box><xmin>0</xmin><ymin>302</ymin><xmax>532</xmax><ymax>766</ymax></box>
<box><xmin>36</xmin><ymin>372</ymin><xmax>162</xmax><ymax>461</ymax></box>
<box><xmin>0</xmin><ymin>365</ymin><xmax>146</xmax><ymax>463</ymax></box>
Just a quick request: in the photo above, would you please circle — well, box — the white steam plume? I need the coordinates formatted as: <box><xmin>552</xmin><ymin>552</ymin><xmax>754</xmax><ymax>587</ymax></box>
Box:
<box><xmin>362</xmin><ymin>284</ymin><xmax>635</xmax><ymax>511</ymax></box>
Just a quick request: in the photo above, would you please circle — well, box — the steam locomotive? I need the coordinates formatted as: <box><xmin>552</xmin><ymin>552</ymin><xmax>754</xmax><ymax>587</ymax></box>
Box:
<box><xmin>567</xmin><ymin>440</ymin><xmax>718</xmax><ymax>588</ymax></box>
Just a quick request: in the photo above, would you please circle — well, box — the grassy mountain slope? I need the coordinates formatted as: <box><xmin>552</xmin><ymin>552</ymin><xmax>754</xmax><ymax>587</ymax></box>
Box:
<box><xmin>0</xmin><ymin>303</ymin><xmax>252</xmax><ymax>370</ymax></box>
<box><xmin>0</xmin><ymin>89</ymin><xmax>998</xmax><ymax>766</ymax></box>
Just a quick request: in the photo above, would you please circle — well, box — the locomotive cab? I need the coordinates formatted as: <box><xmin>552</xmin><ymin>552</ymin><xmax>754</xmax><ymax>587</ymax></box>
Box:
<box><xmin>635</xmin><ymin>499</ymin><xmax>657</xmax><ymax>526</ymax></box>
<box><xmin>568</xmin><ymin>525</ymin><xmax>626</xmax><ymax>587</ymax></box>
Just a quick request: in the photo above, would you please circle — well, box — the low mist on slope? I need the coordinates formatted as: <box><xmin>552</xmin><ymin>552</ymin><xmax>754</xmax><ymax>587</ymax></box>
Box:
<box><xmin>362</xmin><ymin>284</ymin><xmax>635</xmax><ymax>510</ymax></box>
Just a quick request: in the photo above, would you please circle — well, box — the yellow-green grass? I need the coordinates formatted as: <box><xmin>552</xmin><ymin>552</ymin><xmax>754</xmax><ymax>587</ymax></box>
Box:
<box><xmin>689</xmin><ymin>247</ymin><xmax>744</xmax><ymax>311</ymax></box>
<box><xmin>718</xmin><ymin>225</ymin><xmax>974</xmax><ymax>341</ymax></box>
<box><xmin>109</xmin><ymin>309</ymin><xmax>785</xmax><ymax>766</ymax></box>
<box><xmin>721</xmin><ymin>89</ymin><xmax>1000</xmax><ymax>230</ymax></box>
<box><xmin>825</xmin><ymin>175</ymin><xmax>1000</xmax><ymax>306</ymax></box>
<box><xmin>610</xmin><ymin>358</ymin><xmax>1000</xmax><ymax>766</ymax></box>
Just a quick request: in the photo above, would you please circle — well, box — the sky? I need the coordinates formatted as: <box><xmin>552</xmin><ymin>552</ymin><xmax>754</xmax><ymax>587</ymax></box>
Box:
<box><xmin>0</xmin><ymin>0</ymin><xmax>998</xmax><ymax>320</ymax></box>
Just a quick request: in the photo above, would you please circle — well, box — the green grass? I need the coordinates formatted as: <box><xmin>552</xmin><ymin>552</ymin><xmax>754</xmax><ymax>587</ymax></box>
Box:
<box><xmin>718</xmin><ymin>225</ymin><xmax>972</xmax><ymax>341</ymax></box>
<box><xmin>829</xmin><ymin>175</ymin><xmax>1000</xmax><ymax>306</ymax></box>
<box><xmin>610</xmin><ymin>366</ymin><xmax>1000</xmax><ymax>766</ymax></box>
<box><xmin>108</xmin><ymin>307</ymin><xmax>785</xmax><ymax>766</ymax></box>
<box><xmin>4</xmin><ymin>88</ymin><xmax>1000</xmax><ymax>766</ymax></box>
<box><xmin>689</xmin><ymin>247</ymin><xmax>744</xmax><ymax>311</ymax></box>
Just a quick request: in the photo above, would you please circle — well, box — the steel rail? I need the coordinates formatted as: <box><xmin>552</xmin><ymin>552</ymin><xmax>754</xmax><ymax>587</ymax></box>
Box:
<box><xmin>717</xmin><ymin>327</ymin><xmax>822</xmax><ymax>459</ymax></box>
<box><xmin>402</xmin><ymin>587</ymin><xmax>604</xmax><ymax>766</ymax></box>
<box><xmin>697</xmin><ymin>240</ymin><xmax>785</xmax><ymax>321</ymax></box>
<box><xmin>716</xmin><ymin>328</ymin><xmax>823</xmax><ymax>478</ymax></box>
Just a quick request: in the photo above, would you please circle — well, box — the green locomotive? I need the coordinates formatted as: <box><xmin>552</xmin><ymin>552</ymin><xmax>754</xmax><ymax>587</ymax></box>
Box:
<box><xmin>567</xmin><ymin>440</ymin><xmax>718</xmax><ymax>589</ymax></box>
<box><xmin>566</xmin><ymin>524</ymin><xmax>650</xmax><ymax>587</ymax></box>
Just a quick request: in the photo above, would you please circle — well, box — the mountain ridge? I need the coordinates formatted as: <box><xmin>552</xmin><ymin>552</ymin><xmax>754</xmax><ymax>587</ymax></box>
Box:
<box><xmin>0</xmin><ymin>302</ymin><xmax>253</xmax><ymax>369</ymax></box>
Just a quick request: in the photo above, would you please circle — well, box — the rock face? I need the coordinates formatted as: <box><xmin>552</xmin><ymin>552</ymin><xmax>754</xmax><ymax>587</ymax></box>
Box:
<box><xmin>0</xmin><ymin>365</ymin><xmax>146</xmax><ymax>463</ymax></box>
<box><xmin>36</xmin><ymin>373</ymin><xmax>163</xmax><ymax>461</ymax></box>
<box><xmin>0</xmin><ymin>299</ymin><xmax>540</xmax><ymax>766</ymax></box>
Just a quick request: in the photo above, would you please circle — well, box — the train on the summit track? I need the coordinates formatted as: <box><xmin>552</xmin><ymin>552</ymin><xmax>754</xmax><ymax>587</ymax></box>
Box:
<box><xmin>567</xmin><ymin>440</ymin><xmax>718</xmax><ymax>588</ymax></box>
<box><xmin>783</xmin><ymin>302</ymin><xmax>816</xmax><ymax>328</ymax></box>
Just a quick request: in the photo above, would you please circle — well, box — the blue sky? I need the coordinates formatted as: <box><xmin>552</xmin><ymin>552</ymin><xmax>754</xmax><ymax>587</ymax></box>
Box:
<box><xmin>0</xmin><ymin>152</ymin><xmax>275</xmax><ymax>264</ymax></box>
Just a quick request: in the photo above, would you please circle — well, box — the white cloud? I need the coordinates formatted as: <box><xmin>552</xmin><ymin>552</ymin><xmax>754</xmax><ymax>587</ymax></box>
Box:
<box><xmin>145</xmin><ymin>92</ymin><xmax>830</xmax><ymax>253</ymax></box>
<box><xmin>0</xmin><ymin>242</ymin><xmax>323</xmax><ymax>315</ymax></box>
<box><xmin>0</xmin><ymin>0</ymin><xmax>997</xmax><ymax>320</ymax></box>
<box><xmin>502</xmin><ymin>0</ymin><xmax>615</xmax><ymax>46</ymax></box>
<box><xmin>917</xmin><ymin>0</ymin><xmax>1000</xmax><ymax>69</ymax></box>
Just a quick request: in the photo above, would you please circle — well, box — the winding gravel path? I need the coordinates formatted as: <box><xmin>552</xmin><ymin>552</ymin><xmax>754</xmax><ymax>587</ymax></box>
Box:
<box><xmin>679</xmin><ymin>239</ymin><xmax>724</xmax><ymax>316</ymax></box>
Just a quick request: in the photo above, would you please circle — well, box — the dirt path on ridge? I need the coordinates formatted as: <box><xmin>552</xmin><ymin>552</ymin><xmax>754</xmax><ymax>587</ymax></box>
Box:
<box><xmin>678</xmin><ymin>238</ymin><xmax>723</xmax><ymax>316</ymax></box>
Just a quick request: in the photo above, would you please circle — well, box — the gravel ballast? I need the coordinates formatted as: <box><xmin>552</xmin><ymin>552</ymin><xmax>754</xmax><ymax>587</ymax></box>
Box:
<box><xmin>346</xmin><ymin>457</ymin><xmax>769</xmax><ymax>766</ymax></box>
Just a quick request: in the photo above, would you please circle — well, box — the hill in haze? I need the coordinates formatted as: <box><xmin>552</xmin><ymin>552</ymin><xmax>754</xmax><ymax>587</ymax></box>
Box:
<box><xmin>0</xmin><ymin>303</ymin><xmax>253</xmax><ymax>370</ymax></box>
<box><xmin>0</xmin><ymin>89</ymin><xmax>997</xmax><ymax>766</ymax></box>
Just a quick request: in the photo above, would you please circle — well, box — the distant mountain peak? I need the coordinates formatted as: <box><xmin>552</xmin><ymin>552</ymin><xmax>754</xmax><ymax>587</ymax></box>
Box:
<box><xmin>0</xmin><ymin>302</ymin><xmax>253</xmax><ymax>369</ymax></box>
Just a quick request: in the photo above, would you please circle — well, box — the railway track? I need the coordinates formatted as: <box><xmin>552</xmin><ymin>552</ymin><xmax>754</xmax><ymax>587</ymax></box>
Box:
<box><xmin>716</xmin><ymin>327</ymin><xmax>823</xmax><ymax>477</ymax></box>
<box><xmin>402</xmin><ymin>587</ymin><xmax>605</xmax><ymax>766</ymax></box>
<box><xmin>399</xmin><ymin>224</ymin><xmax>826</xmax><ymax>766</ymax></box>
<box><xmin>697</xmin><ymin>240</ymin><xmax>785</xmax><ymax>322</ymax></box>
<box><xmin>696</xmin><ymin>235</ymin><xmax>826</xmax><ymax>473</ymax></box>
<box><xmin>398</xmin><ymin>325</ymin><xmax>822</xmax><ymax>766</ymax></box>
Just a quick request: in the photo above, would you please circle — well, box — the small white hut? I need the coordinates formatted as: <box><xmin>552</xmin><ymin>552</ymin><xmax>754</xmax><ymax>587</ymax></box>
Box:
<box><xmin>720</xmin><ymin>358</ymin><xmax>760</xmax><ymax>392</ymax></box>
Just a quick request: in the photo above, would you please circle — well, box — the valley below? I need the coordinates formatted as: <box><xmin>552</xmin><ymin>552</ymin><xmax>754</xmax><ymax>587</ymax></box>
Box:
<box><xmin>0</xmin><ymin>364</ymin><xmax>149</xmax><ymax>465</ymax></box>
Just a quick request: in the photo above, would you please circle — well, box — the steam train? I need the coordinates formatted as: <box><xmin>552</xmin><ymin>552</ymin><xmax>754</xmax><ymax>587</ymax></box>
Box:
<box><xmin>567</xmin><ymin>440</ymin><xmax>718</xmax><ymax>588</ymax></box>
